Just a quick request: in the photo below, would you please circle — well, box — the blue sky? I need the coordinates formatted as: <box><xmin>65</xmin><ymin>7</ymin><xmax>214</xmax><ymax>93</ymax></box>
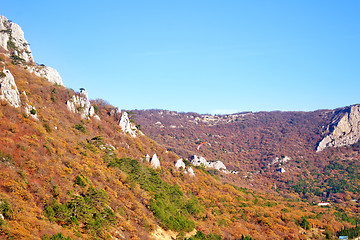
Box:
<box><xmin>1</xmin><ymin>1</ymin><xmax>359</xmax><ymax>114</ymax></box>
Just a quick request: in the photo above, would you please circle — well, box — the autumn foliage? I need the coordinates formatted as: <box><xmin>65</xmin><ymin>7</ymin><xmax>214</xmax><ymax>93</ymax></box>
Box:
<box><xmin>0</xmin><ymin>54</ymin><xmax>357</xmax><ymax>239</ymax></box>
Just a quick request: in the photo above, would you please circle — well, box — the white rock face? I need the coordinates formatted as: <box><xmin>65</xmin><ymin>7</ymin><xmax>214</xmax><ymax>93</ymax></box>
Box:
<box><xmin>0</xmin><ymin>15</ymin><xmax>33</xmax><ymax>62</ymax></box>
<box><xmin>150</xmin><ymin>154</ymin><xmax>160</xmax><ymax>169</ymax></box>
<box><xmin>145</xmin><ymin>154</ymin><xmax>150</xmax><ymax>162</ymax></box>
<box><xmin>190</xmin><ymin>155</ymin><xmax>229</xmax><ymax>173</ymax></box>
<box><xmin>187</xmin><ymin>167</ymin><xmax>195</xmax><ymax>176</ymax></box>
<box><xmin>175</xmin><ymin>159</ymin><xmax>195</xmax><ymax>176</ymax></box>
<box><xmin>317</xmin><ymin>105</ymin><xmax>360</xmax><ymax>151</ymax></box>
<box><xmin>175</xmin><ymin>159</ymin><xmax>186</xmax><ymax>170</ymax></box>
<box><xmin>28</xmin><ymin>66</ymin><xmax>63</xmax><ymax>86</ymax></box>
<box><xmin>210</xmin><ymin>161</ymin><xmax>227</xmax><ymax>171</ymax></box>
<box><xmin>1</xmin><ymin>15</ymin><xmax>64</xmax><ymax>87</ymax></box>
<box><xmin>190</xmin><ymin>155</ymin><xmax>209</xmax><ymax>168</ymax></box>
<box><xmin>119</xmin><ymin>112</ymin><xmax>138</xmax><ymax>137</ymax></box>
<box><xmin>66</xmin><ymin>89</ymin><xmax>99</xmax><ymax>120</ymax></box>
<box><xmin>0</xmin><ymin>69</ymin><xmax>21</xmax><ymax>108</ymax></box>
<box><xmin>268</xmin><ymin>156</ymin><xmax>291</xmax><ymax>166</ymax></box>
<box><xmin>22</xmin><ymin>91</ymin><xmax>38</xmax><ymax>119</ymax></box>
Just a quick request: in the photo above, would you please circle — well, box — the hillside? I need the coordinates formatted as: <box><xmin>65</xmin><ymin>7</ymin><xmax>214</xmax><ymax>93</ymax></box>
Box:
<box><xmin>130</xmin><ymin>108</ymin><xmax>360</xmax><ymax>213</ymax></box>
<box><xmin>0</xmin><ymin>15</ymin><xmax>359</xmax><ymax>239</ymax></box>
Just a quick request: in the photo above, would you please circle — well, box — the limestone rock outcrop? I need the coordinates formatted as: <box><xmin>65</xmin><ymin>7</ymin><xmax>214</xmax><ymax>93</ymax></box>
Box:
<box><xmin>190</xmin><ymin>155</ymin><xmax>227</xmax><ymax>172</ymax></box>
<box><xmin>1</xmin><ymin>15</ymin><xmax>64</xmax><ymax>87</ymax></box>
<box><xmin>175</xmin><ymin>159</ymin><xmax>186</xmax><ymax>170</ymax></box>
<box><xmin>28</xmin><ymin>65</ymin><xmax>63</xmax><ymax>86</ymax></box>
<box><xmin>66</xmin><ymin>89</ymin><xmax>100</xmax><ymax>120</ymax></box>
<box><xmin>22</xmin><ymin>91</ymin><xmax>38</xmax><ymax>119</ymax></box>
<box><xmin>119</xmin><ymin>112</ymin><xmax>138</xmax><ymax>137</ymax></box>
<box><xmin>0</xmin><ymin>69</ymin><xmax>37</xmax><ymax>119</ymax></box>
<box><xmin>0</xmin><ymin>68</ymin><xmax>21</xmax><ymax>108</ymax></box>
<box><xmin>188</xmin><ymin>155</ymin><xmax>238</xmax><ymax>174</ymax></box>
<box><xmin>186</xmin><ymin>167</ymin><xmax>195</xmax><ymax>177</ymax></box>
<box><xmin>0</xmin><ymin>15</ymin><xmax>33</xmax><ymax>62</ymax></box>
<box><xmin>150</xmin><ymin>154</ymin><xmax>160</xmax><ymax>169</ymax></box>
<box><xmin>317</xmin><ymin>105</ymin><xmax>360</xmax><ymax>152</ymax></box>
<box><xmin>174</xmin><ymin>159</ymin><xmax>195</xmax><ymax>176</ymax></box>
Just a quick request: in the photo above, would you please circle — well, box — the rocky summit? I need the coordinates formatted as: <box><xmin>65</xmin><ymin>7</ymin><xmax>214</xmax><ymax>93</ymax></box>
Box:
<box><xmin>0</xmin><ymin>15</ymin><xmax>33</xmax><ymax>62</ymax></box>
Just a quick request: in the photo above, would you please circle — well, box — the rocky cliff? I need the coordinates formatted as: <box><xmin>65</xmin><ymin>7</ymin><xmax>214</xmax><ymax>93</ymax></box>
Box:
<box><xmin>0</xmin><ymin>15</ymin><xmax>63</xmax><ymax>86</ymax></box>
<box><xmin>0</xmin><ymin>68</ymin><xmax>21</xmax><ymax>108</ymax></box>
<box><xmin>0</xmin><ymin>15</ymin><xmax>33</xmax><ymax>62</ymax></box>
<box><xmin>317</xmin><ymin>105</ymin><xmax>360</xmax><ymax>151</ymax></box>
<box><xmin>28</xmin><ymin>65</ymin><xmax>63</xmax><ymax>86</ymax></box>
<box><xmin>66</xmin><ymin>89</ymin><xmax>100</xmax><ymax>120</ymax></box>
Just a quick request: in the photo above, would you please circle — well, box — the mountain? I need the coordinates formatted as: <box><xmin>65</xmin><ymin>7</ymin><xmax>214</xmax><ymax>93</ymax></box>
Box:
<box><xmin>130</xmin><ymin>108</ymin><xmax>360</xmax><ymax>198</ymax></box>
<box><xmin>0</xmin><ymin>15</ymin><xmax>359</xmax><ymax>240</ymax></box>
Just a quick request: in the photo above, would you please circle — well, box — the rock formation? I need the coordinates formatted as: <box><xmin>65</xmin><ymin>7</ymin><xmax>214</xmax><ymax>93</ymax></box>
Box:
<box><xmin>28</xmin><ymin>65</ymin><xmax>63</xmax><ymax>86</ymax></box>
<box><xmin>0</xmin><ymin>68</ymin><xmax>21</xmax><ymax>108</ymax></box>
<box><xmin>1</xmin><ymin>15</ymin><xmax>64</xmax><ymax>87</ymax></box>
<box><xmin>186</xmin><ymin>167</ymin><xmax>195</xmax><ymax>176</ymax></box>
<box><xmin>317</xmin><ymin>105</ymin><xmax>360</xmax><ymax>151</ymax></box>
<box><xmin>189</xmin><ymin>155</ymin><xmax>229</xmax><ymax>173</ymax></box>
<box><xmin>174</xmin><ymin>159</ymin><xmax>186</xmax><ymax>170</ymax></box>
<box><xmin>66</xmin><ymin>89</ymin><xmax>100</xmax><ymax>120</ymax></box>
<box><xmin>119</xmin><ymin>112</ymin><xmax>138</xmax><ymax>137</ymax></box>
<box><xmin>150</xmin><ymin>154</ymin><xmax>160</xmax><ymax>169</ymax></box>
<box><xmin>0</xmin><ymin>15</ymin><xmax>33</xmax><ymax>62</ymax></box>
<box><xmin>22</xmin><ymin>91</ymin><xmax>38</xmax><ymax>119</ymax></box>
<box><xmin>175</xmin><ymin>159</ymin><xmax>195</xmax><ymax>176</ymax></box>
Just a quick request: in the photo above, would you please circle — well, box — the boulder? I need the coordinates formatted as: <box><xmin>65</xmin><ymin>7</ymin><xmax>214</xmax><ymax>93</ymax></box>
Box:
<box><xmin>174</xmin><ymin>159</ymin><xmax>186</xmax><ymax>170</ymax></box>
<box><xmin>150</xmin><ymin>154</ymin><xmax>160</xmax><ymax>169</ymax></box>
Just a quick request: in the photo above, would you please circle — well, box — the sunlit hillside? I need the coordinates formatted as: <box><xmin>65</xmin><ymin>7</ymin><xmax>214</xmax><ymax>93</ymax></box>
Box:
<box><xmin>0</xmin><ymin>14</ymin><xmax>359</xmax><ymax>239</ymax></box>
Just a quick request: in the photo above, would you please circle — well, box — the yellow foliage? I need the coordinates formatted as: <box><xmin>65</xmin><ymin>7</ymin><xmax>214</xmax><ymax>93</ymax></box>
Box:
<box><xmin>63</xmin><ymin>167</ymin><xmax>72</xmax><ymax>174</ymax></box>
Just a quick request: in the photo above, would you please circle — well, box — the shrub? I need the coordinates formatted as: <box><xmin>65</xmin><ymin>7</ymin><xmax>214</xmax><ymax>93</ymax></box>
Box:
<box><xmin>30</xmin><ymin>108</ymin><xmax>37</xmax><ymax>115</ymax></box>
<box><xmin>74</xmin><ymin>175</ymin><xmax>88</xmax><ymax>187</ymax></box>
<box><xmin>41</xmin><ymin>233</ymin><xmax>72</xmax><ymax>240</ymax></box>
<box><xmin>74</xmin><ymin>124</ymin><xmax>86</xmax><ymax>133</ymax></box>
<box><xmin>0</xmin><ymin>151</ymin><xmax>14</xmax><ymax>164</ymax></box>
<box><xmin>44</xmin><ymin>123</ymin><xmax>52</xmax><ymax>133</ymax></box>
<box><xmin>109</xmin><ymin>158</ymin><xmax>196</xmax><ymax>232</ymax></box>
<box><xmin>44</xmin><ymin>187</ymin><xmax>115</xmax><ymax>237</ymax></box>
<box><xmin>0</xmin><ymin>199</ymin><xmax>13</xmax><ymax>219</ymax></box>
<box><xmin>187</xmin><ymin>231</ymin><xmax>222</xmax><ymax>240</ymax></box>
<box><xmin>0</xmin><ymin>72</ymin><xmax>6</xmax><ymax>78</ymax></box>
<box><xmin>300</xmin><ymin>217</ymin><xmax>310</xmax><ymax>230</ymax></box>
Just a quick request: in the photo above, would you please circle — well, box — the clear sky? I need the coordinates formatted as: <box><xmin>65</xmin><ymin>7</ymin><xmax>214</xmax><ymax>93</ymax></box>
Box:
<box><xmin>1</xmin><ymin>1</ymin><xmax>359</xmax><ymax>114</ymax></box>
